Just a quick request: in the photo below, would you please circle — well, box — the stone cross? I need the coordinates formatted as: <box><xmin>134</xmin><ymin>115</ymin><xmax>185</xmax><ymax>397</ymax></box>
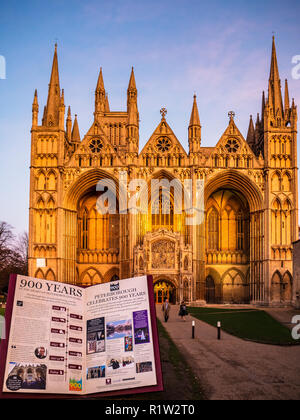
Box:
<box><xmin>228</xmin><ymin>111</ymin><xmax>235</xmax><ymax>120</ymax></box>
<box><xmin>160</xmin><ymin>108</ymin><xmax>167</xmax><ymax>119</ymax></box>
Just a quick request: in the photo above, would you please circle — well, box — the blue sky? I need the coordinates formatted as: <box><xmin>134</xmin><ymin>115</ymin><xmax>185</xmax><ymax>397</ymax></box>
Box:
<box><xmin>0</xmin><ymin>0</ymin><xmax>300</xmax><ymax>234</ymax></box>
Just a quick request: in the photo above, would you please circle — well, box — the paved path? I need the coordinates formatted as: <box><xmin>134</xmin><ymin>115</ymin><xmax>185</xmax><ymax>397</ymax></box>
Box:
<box><xmin>157</xmin><ymin>305</ymin><xmax>300</xmax><ymax>400</ymax></box>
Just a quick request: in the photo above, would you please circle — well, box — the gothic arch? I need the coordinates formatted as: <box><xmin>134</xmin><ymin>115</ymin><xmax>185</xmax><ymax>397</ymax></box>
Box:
<box><xmin>271</xmin><ymin>270</ymin><xmax>282</xmax><ymax>302</ymax></box>
<box><xmin>103</xmin><ymin>267</ymin><xmax>120</xmax><ymax>283</ymax></box>
<box><xmin>34</xmin><ymin>269</ymin><xmax>45</xmax><ymax>279</ymax></box>
<box><xmin>206</xmin><ymin>206</ymin><xmax>219</xmax><ymax>251</ymax></box>
<box><xmin>45</xmin><ymin>268</ymin><xmax>56</xmax><ymax>281</ymax></box>
<box><xmin>153</xmin><ymin>274</ymin><xmax>178</xmax><ymax>288</ymax></box>
<box><xmin>63</xmin><ymin>169</ymin><xmax>120</xmax><ymax>211</ymax></box>
<box><xmin>221</xmin><ymin>268</ymin><xmax>249</xmax><ymax>304</ymax></box>
<box><xmin>46</xmin><ymin>196</ymin><xmax>55</xmax><ymax>209</ymax></box>
<box><xmin>271</xmin><ymin>171</ymin><xmax>281</xmax><ymax>192</ymax></box>
<box><xmin>272</xmin><ymin>197</ymin><xmax>282</xmax><ymax>209</ymax></box>
<box><xmin>205</xmin><ymin>170</ymin><xmax>263</xmax><ymax>212</ymax></box>
<box><xmin>36</xmin><ymin>170</ymin><xmax>46</xmax><ymax>191</ymax></box>
<box><xmin>282</xmin><ymin>171</ymin><xmax>291</xmax><ymax>192</ymax></box>
<box><xmin>282</xmin><ymin>271</ymin><xmax>293</xmax><ymax>302</ymax></box>
<box><xmin>36</xmin><ymin>197</ymin><xmax>45</xmax><ymax>210</ymax></box>
<box><xmin>47</xmin><ymin>170</ymin><xmax>57</xmax><ymax>191</ymax></box>
<box><xmin>282</xmin><ymin>198</ymin><xmax>292</xmax><ymax>211</ymax></box>
<box><xmin>80</xmin><ymin>267</ymin><xmax>103</xmax><ymax>286</ymax></box>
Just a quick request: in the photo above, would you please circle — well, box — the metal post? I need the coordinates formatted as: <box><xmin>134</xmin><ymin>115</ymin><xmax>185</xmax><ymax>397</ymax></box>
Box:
<box><xmin>217</xmin><ymin>321</ymin><xmax>221</xmax><ymax>340</ymax></box>
<box><xmin>192</xmin><ymin>320</ymin><xmax>195</xmax><ymax>339</ymax></box>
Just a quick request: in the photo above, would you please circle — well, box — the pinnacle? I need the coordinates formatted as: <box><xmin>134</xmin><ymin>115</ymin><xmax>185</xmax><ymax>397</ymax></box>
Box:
<box><xmin>189</xmin><ymin>94</ymin><xmax>200</xmax><ymax>127</ymax></box>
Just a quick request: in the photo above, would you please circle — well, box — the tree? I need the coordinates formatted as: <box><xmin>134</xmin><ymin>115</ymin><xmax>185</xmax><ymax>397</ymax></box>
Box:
<box><xmin>0</xmin><ymin>222</ymin><xmax>28</xmax><ymax>293</ymax></box>
<box><xmin>0</xmin><ymin>221</ymin><xmax>14</xmax><ymax>270</ymax></box>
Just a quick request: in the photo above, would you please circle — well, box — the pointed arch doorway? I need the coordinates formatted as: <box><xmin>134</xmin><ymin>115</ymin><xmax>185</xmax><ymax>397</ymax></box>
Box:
<box><xmin>205</xmin><ymin>276</ymin><xmax>216</xmax><ymax>304</ymax></box>
<box><xmin>154</xmin><ymin>280</ymin><xmax>176</xmax><ymax>304</ymax></box>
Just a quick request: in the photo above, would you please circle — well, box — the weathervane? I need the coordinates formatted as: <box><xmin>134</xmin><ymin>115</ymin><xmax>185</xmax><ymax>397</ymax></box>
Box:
<box><xmin>160</xmin><ymin>108</ymin><xmax>167</xmax><ymax>119</ymax></box>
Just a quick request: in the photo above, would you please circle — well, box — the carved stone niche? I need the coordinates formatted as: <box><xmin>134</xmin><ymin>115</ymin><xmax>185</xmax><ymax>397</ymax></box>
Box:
<box><xmin>151</xmin><ymin>240</ymin><xmax>175</xmax><ymax>269</ymax></box>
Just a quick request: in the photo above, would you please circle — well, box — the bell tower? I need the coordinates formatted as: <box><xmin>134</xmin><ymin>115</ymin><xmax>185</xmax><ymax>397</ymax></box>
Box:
<box><xmin>262</xmin><ymin>37</ymin><xmax>298</xmax><ymax>303</ymax></box>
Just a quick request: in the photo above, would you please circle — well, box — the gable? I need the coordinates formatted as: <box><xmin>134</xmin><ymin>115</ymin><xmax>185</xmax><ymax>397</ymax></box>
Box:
<box><xmin>65</xmin><ymin>121</ymin><xmax>124</xmax><ymax>168</ymax></box>
<box><xmin>207</xmin><ymin>118</ymin><xmax>262</xmax><ymax>168</ymax></box>
<box><xmin>139</xmin><ymin>118</ymin><xmax>188</xmax><ymax>158</ymax></box>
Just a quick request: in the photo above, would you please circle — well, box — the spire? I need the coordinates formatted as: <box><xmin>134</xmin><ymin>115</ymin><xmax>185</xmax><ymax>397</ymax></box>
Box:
<box><xmin>269</xmin><ymin>36</ymin><xmax>280</xmax><ymax>81</ymax></box>
<box><xmin>268</xmin><ymin>36</ymin><xmax>283</xmax><ymax>118</ymax></box>
<box><xmin>42</xmin><ymin>106</ymin><xmax>47</xmax><ymax>126</ymax></box>
<box><xmin>95</xmin><ymin>67</ymin><xmax>106</xmax><ymax>116</ymax></box>
<box><xmin>246</xmin><ymin>115</ymin><xmax>255</xmax><ymax>146</ymax></box>
<box><xmin>188</xmin><ymin>95</ymin><xmax>201</xmax><ymax>152</ymax></box>
<box><xmin>127</xmin><ymin>67</ymin><xmax>138</xmax><ymax>110</ymax></box>
<box><xmin>261</xmin><ymin>91</ymin><xmax>265</xmax><ymax>118</ymax></box>
<box><xmin>71</xmin><ymin>114</ymin><xmax>81</xmax><ymax>142</ymax></box>
<box><xmin>126</xmin><ymin>68</ymin><xmax>139</xmax><ymax>153</ymax></box>
<box><xmin>96</xmin><ymin>67</ymin><xmax>105</xmax><ymax>92</ymax></box>
<box><xmin>105</xmin><ymin>94</ymin><xmax>110</xmax><ymax>112</ymax></box>
<box><xmin>32</xmin><ymin>89</ymin><xmax>39</xmax><ymax>126</ymax></box>
<box><xmin>44</xmin><ymin>43</ymin><xmax>61</xmax><ymax>126</ymax></box>
<box><xmin>284</xmin><ymin>79</ymin><xmax>290</xmax><ymax>111</ymax></box>
<box><xmin>128</xmin><ymin>67</ymin><xmax>137</xmax><ymax>91</ymax></box>
<box><xmin>66</xmin><ymin>106</ymin><xmax>72</xmax><ymax>140</ymax></box>
<box><xmin>189</xmin><ymin>94</ymin><xmax>201</xmax><ymax>127</ymax></box>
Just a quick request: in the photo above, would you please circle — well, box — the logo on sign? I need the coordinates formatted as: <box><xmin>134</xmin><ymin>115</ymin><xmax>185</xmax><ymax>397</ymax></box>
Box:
<box><xmin>110</xmin><ymin>282</ymin><xmax>120</xmax><ymax>292</ymax></box>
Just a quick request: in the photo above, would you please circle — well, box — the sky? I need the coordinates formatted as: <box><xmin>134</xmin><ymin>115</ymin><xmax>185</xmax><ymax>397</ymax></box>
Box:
<box><xmin>0</xmin><ymin>0</ymin><xmax>300</xmax><ymax>234</ymax></box>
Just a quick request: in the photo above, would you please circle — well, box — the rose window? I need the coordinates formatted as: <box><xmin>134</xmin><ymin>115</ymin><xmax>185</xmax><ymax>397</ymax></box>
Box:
<box><xmin>225</xmin><ymin>139</ymin><xmax>239</xmax><ymax>153</ymax></box>
<box><xmin>89</xmin><ymin>138</ymin><xmax>103</xmax><ymax>153</ymax></box>
<box><xmin>156</xmin><ymin>137</ymin><xmax>172</xmax><ymax>153</ymax></box>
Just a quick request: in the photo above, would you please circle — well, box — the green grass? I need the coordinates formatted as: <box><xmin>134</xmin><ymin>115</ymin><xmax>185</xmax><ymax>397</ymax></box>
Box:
<box><xmin>0</xmin><ymin>308</ymin><xmax>5</xmax><ymax>317</ymax></box>
<box><xmin>188</xmin><ymin>307</ymin><xmax>298</xmax><ymax>346</ymax></box>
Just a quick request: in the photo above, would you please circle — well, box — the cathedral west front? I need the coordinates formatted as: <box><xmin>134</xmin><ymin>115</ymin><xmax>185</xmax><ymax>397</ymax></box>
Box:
<box><xmin>28</xmin><ymin>38</ymin><xmax>299</xmax><ymax>306</ymax></box>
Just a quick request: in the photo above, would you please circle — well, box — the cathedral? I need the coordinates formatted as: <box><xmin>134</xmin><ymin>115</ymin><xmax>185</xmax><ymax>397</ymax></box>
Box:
<box><xmin>28</xmin><ymin>37</ymin><xmax>299</xmax><ymax>306</ymax></box>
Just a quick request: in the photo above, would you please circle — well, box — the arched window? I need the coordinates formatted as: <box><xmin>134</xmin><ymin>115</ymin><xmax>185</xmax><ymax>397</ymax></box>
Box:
<box><xmin>282</xmin><ymin>172</ymin><xmax>291</xmax><ymax>192</ymax></box>
<box><xmin>151</xmin><ymin>189</ymin><xmax>174</xmax><ymax>231</ymax></box>
<box><xmin>81</xmin><ymin>208</ymin><xmax>88</xmax><ymax>249</ymax></box>
<box><xmin>236</xmin><ymin>211</ymin><xmax>244</xmax><ymax>251</ymax></box>
<box><xmin>47</xmin><ymin>171</ymin><xmax>56</xmax><ymax>190</ymax></box>
<box><xmin>207</xmin><ymin>208</ymin><xmax>219</xmax><ymax>251</ymax></box>
<box><xmin>36</xmin><ymin>171</ymin><xmax>46</xmax><ymax>190</ymax></box>
<box><xmin>271</xmin><ymin>172</ymin><xmax>281</xmax><ymax>192</ymax></box>
<box><xmin>77</xmin><ymin>194</ymin><xmax>120</xmax><ymax>252</ymax></box>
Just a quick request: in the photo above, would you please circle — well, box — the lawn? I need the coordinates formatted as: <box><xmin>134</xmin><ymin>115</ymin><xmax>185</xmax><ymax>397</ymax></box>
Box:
<box><xmin>188</xmin><ymin>307</ymin><xmax>298</xmax><ymax>346</ymax></box>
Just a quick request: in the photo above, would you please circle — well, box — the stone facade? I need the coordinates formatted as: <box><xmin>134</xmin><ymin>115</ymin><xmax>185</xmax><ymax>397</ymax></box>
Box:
<box><xmin>28</xmin><ymin>38</ymin><xmax>298</xmax><ymax>306</ymax></box>
<box><xmin>293</xmin><ymin>240</ymin><xmax>300</xmax><ymax>308</ymax></box>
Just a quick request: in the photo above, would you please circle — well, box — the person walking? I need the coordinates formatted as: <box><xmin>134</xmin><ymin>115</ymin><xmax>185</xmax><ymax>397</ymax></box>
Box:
<box><xmin>179</xmin><ymin>300</ymin><xmax>188</xmax><ymax>321</ymax></box>
<box><xmin>162</xmin><ymin>298</ymin><xmax>171</xmax><ymax>322</ymax></box>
